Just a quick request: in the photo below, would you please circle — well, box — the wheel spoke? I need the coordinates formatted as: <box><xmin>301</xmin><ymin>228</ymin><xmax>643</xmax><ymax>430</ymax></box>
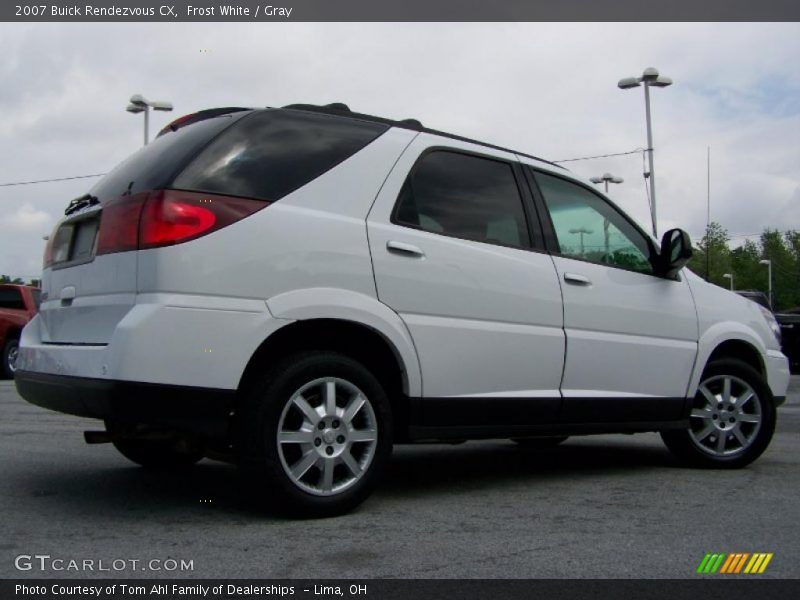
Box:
<box><xmin>324</xmin><ymin>380</ymin><xmax>337</xmax><ymax>416</ymax></box>
<box><xmin>342</xmin><ymin>394</ymin><xmax>366</xmax><ymax>424</ymax></box>
<box><xmin>722</xmin><ymin>377</ymin><xmax>732</xmax><ymax>403</ymax></box>
<box><xmin>695</xmin><ymin>423</ymin><xmax>716</xmax><ymax>441</ymax></box>
<box><xmin>737</xmin><ymin>412</ymin><xmax>760</xmax><ymax>424</ymax></box>
<box><xmin>732</xmin><ymin>427</ymin><xmax>748</xmax><ymax>447</ymax></box>
<box><xmin>341</xmin><ymin>450</ymin><xmax>362</xmax><ymax>476</ymax></box>
<box><xmin>715</xmin><ymin>432</ymin><xmax>727</xmax><ymax>453</ymax></box>
<box><xmin>735</xmin><ymin>390</ymin><xmax>754</xmax><ymax>409</ymax></box>
<box><xmin>691</xmin><ymin>408</ymin><xmax>714</xmax><ymax>420</ymax></box>
<box><xmin>290</xmin><ymin>452</ymin><xmax>319</xmax><ymax>480</ymax></box>
<box><xmin>699</xmin><ymin>385</ymin><xmax>718</xmax><ymax>408</ymax></box>
<box><xmin>349</xmin><ymin>428</ymin><xmax>377</xmax><ymax>443</ymax></box>
<box><xmin>321</xmin><ymin>458</ymin><xmax>335</xmax><ymax>492</ymax></box>
<box><xmin>279</xmin><ymin>430</ymin><xmax>314</xmax><ymax>444</ymax></box>
<box><xmin>292</xmin><ymin>394</ymin><xmax>320</xmax><ymax>425</ymax></box>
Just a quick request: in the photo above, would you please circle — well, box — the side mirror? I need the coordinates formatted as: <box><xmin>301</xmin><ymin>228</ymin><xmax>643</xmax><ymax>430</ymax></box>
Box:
<box><xmin>659</xmin><ymin>228</ymin><xmax>692</xmax><ymax>278</ymax></box>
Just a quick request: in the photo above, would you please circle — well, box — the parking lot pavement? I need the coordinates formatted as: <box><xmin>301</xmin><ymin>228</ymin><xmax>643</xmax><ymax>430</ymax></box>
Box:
<box><xmin>1</xmin><ymin>377</ymin><xmax>799</xmax><ymax>579</ymax></box>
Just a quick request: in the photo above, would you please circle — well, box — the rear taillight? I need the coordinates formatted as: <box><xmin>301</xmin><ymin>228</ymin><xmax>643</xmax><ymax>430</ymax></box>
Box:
<box><xmin>95</xmin><ymin>189</ymin><xmax>266</xmax><ymax>256</ymax></box>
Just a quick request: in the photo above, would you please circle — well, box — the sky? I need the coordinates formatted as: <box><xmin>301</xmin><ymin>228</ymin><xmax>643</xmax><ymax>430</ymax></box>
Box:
<box><xmin>1</xmin><ymin>22</ymin><xmax>799</xmax><ymax>279</ymax></box>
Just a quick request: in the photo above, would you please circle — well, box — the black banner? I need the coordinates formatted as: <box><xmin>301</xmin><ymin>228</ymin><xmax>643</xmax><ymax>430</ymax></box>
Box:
<box><xmin>3</xmin><ymin>579</ymin><xmax>800</xmax><ymax>600</ymax></box>
<box><xmin>3</xmin><ymin>0</ymin><xmax>800</xmax><ymax>22</ymax></box>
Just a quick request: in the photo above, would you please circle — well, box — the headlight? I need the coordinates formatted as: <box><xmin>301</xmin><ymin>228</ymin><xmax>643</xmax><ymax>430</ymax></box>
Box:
<box><xmin>758</xmin><ymin>305</ymin><xmax>781</xmax><ymax>345</ymax></box>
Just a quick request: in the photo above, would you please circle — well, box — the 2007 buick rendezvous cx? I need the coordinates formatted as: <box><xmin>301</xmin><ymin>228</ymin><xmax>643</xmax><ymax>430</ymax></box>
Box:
<box><xmin>15</xmin><ymin>103</ymin><xmax>790</xmax><ymax>516</ymax></box>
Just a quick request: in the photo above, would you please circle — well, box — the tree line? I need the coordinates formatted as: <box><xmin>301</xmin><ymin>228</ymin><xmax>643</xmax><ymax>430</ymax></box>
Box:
<box><xmin>688</xmin><ymin>222</ymin><xmax>800</xmax><ymax>311</ymax></box>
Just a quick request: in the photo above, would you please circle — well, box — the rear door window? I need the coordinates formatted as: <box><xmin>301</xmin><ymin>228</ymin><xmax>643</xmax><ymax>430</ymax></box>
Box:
<box><xmin>393</xmin><ymin>150</ymin><xmax>532</xmax><ymax>249</ymax></box>
<box><xmin>172</xmin><ymin>109</ymin><xmax>388</xmax><ymax>202</ymax></box>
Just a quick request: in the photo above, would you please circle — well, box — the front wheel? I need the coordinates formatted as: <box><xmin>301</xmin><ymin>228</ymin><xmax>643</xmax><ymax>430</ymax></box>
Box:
<box><xmin>2</xmin><ymin>338</ymin><xmax>19</xmax><ymax>379</ymax></box>
<box><xmin>238</xmin><ymin>351</ymin><xmax>393</xmax><ymax>518</ymax></box>
<box><xmin>661</xmin><ymin>359</ymin><xmax>776</xmax><ymax>469</ymax></box>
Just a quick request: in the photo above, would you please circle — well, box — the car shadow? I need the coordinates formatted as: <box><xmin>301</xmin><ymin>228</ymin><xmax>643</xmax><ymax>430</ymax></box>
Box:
<box><xmin>12</xmin><ymin>437</ymin><xmax>677</xmax><ymax>520</ymax></box>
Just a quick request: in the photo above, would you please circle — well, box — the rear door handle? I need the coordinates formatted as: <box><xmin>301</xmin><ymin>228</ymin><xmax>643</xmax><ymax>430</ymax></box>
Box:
<box><xmin>563</xmin><ymin>273</ymin><xmax>591</xmax><ymax>285</ymax></box>
<box><xmin>387</xmin><ymin>240</ymin><xmax>425</xmax><ymax>258</ymax></box>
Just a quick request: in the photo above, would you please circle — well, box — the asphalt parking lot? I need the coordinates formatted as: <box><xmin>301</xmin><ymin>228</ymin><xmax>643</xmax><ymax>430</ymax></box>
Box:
<box><xmin>1</xmin><ymin>377</ymin><xmax>798</xmax><ymax>579</ymax></box>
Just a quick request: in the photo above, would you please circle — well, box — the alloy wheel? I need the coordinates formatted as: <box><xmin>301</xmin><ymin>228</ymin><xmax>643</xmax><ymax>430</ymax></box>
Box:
<box><xmin>688</xmin><ymin>374</ymin><xmax>762</xmax><ymax>457</ymax></box>
<box><xmin>276</xmin><ymin>377</ymin><xmax>378</xmax><ymax>496</ymax></box>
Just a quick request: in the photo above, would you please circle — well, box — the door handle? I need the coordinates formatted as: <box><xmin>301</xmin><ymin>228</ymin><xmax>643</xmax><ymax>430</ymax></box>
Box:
<box><xmin>563</xmin><ymin>273</ymin><xmax>591</xmax><ymax>285</ymax></box>
<box><xmin>387</xmin><ymin>240</ymin><xmax>425</xmax><ymax>258</ymax></box>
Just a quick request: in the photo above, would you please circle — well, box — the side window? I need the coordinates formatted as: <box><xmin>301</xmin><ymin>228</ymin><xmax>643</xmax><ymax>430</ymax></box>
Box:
<box><xmin>173</xmin><ymin>109</ymin><xmax>388</xmax><ymax>202</ymax></box>
<box><xmin>535</xmin><ymin>171</ymin><xmax>654</xmax><ymax>274</ymax></box>
<box><xmin>0</xmin><ymin>288</ymin><xmax>25</xmax><ymax>310</ymax></box>
<box><xmin>393</xmin><ymin>151</ymin><xmax>532</xmax><ymax>248</ymax></box>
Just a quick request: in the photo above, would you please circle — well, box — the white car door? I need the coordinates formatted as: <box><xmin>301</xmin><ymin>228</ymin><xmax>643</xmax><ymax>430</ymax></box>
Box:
<box><xmin>527</xmin><ymin>167</ymin><xmax>699</xmax><ymax>423</ymax></box>
<box><xmin>366</xmin><ymin>135</ymin><xmax>565</xmax><ymax>431</ymax></box>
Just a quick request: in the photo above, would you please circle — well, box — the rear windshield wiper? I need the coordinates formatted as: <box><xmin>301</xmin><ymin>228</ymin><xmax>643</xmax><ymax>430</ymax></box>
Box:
<box><xmin>64</xmin><ymin>193</ymin><xmax>99</xmax><ymax>216</ymax></box>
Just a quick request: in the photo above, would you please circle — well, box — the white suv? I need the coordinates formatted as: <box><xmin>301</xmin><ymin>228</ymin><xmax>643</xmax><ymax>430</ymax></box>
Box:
<box><xmin>15</xmin><ymin>103</ymin><xmax>790</xmax><ymax>517</ymax></box>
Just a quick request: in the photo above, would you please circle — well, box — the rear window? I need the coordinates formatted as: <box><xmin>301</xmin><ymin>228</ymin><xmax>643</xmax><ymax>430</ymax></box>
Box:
<box><xmin>0</xmin><ymin>288</ymin><xmax>25</xmax><ymax>310</ymax></box>
<box><xmin>172</xmin><ymin>109</ymin><xmax>388</xmax><ymax>202</ymax></box>
<box><xmin>90</xmin><ymin>112</ymin><xmax>250</xmax><ymax>201</ymax></box>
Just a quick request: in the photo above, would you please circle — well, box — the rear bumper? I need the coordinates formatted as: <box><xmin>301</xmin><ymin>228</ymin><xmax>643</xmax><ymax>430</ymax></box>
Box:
<box><xmin>15</xmin><ymin>370</ymin><xmax>234</xmax><ymax>438</ymax></box>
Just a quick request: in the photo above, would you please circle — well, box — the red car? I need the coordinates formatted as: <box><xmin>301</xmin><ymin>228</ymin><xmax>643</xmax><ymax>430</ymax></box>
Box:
<box><xmin>0</xmin><ymin>284</ymin><xmax>40</xmax><ymax>378</ymax></box>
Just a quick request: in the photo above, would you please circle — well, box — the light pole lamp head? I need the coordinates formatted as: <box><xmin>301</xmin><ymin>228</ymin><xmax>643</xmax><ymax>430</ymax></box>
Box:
<box><xmin>589</xmin><ymin>177</ymin><xmax>603</xmax><ymax>184</ymax></box>
<box><xmin>618</xmin><ymin>76</ymin><xmax>641</xmax><ymax>90</ymax></box>
<box><xmin>129</xmin><ymin>94</ymin><xmax>148</xmax><ymax>107</ymax></box>
<box><xmin>642</xmin><ymin>67</ymin><xmax>660</xmax><ymax>82</ymax></box>
<box><xmin>126</xmin><ymin>103</ymin><xmax>145</xmax><ymax>114</ymax></box>
<box><xmin>723</xmin><ymin>273</ymin><xmax>732</xmax><ymax>279</ymax></box>
<box><xmin>650</xmin><ymin>75</ymin><xmax>673</xmax><ymax>88</ymax></box>
<box><xmin>759</xmin><ymin>259</ymin><xmax>771</xmax><ymax>266</ymax></box>
<box><xmin>150</xmin><ymin>101</ymin><xmax>173</xmax><ymax>112</ymax></box>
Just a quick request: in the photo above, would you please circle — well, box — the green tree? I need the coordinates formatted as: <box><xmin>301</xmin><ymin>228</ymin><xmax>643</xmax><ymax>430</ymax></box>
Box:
<box><xmin>688</xmin><ymin>222</ymin><xmax>731</xmax><ymax>287</ymax></box>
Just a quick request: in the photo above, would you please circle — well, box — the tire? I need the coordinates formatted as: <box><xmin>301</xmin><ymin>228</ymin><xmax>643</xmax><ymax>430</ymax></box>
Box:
<box><xmin>2</xmin><ymin>337</ymin><xmax>19</xmax><ymax>379</ymax></box>
<box><xmin>108</xmin><ymin>425</ymin><xmax>204</xmax><ymax>470</ymax></box>
<box><xmin>237</xmin><ymin>351</ymin><xmax>393</xmax><ymax>518</ymax></box>
<box><xmin>661</xmin><ymin>359</ymin><xmax>776</xmax><ymax>469</ymax></box>
<box><xmin>512</xmin><ymin>436</ymin><xmax>568</xmax><ymax>448</ymax></box>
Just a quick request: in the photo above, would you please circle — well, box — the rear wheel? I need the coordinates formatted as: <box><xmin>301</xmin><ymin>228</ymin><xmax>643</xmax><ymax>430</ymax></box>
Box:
<box><xmin>2</xmin><ymin>337</ymin><xmax>19</xmax><ymax>379</ymax></box>
<box><xmin>238</xmin><ymin>351</ymin><xmax>392</xmax><ymax>518</ymax></box>
<box><xmin>661</xmin><ymin>359</ymin><xmax>775</xmax><ymax>468</ymax></box>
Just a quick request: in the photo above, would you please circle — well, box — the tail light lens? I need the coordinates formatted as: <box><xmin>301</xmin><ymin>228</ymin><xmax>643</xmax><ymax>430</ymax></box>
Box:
<box><xmin>95</xmin><ymin>189</ymin><xmax>266</xmax><ymax>256</ymax></box>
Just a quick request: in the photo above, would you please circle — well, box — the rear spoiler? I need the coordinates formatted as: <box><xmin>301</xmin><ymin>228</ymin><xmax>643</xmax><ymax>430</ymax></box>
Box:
<box><xmin>156</xmin><ymin>107</ymin><xmax>252</xmax><ymax>138</ymax></box>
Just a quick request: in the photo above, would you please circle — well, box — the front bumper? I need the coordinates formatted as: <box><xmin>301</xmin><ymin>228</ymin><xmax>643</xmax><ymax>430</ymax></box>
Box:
<box><xmin>15</xmin><ymin>370</ymin><xmax>234</xmax><ymax>438</ymax></box>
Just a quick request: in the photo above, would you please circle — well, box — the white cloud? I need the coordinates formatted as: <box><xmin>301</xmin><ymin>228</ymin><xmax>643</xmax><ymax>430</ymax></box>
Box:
<box><xmin>2</xmin><ymin>202</ymin><xmax>52</xmax><ymax>233</ymax></box>
<box><xmin>0</xmin><ymin>22</ymin><xmax>798</xmax><ymax>276</ymax></box>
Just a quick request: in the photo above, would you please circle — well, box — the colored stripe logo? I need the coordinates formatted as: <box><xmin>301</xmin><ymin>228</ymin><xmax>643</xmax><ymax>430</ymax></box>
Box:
<box><xmin>697</xmin><ymin>553</ymin><xmax>773</xmax><ymax>574</ymax></box>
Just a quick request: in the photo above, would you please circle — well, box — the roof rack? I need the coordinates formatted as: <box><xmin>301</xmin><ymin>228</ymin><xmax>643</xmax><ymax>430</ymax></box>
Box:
<box><xmin>280</xmin><ymin>103</ymin><xmax>563</xmax><ymax>169</ymax></box>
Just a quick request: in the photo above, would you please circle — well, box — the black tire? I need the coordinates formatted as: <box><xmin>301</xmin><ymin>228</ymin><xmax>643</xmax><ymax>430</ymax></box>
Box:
<box><xmin>2</xmin><ymin>337</ymin><xmax>19</xmax><ymax>379</ymax></box>
<box><xmin>512</xmin><ymin>436</ymin><xmax>569</xmax><ymax>448</ymax></box>
<box><xmin>661</xmin><ymin>359</ymin><xmax>776</xmax><ymax>469</ymax></box>
<box><xmin>109</xmin><ymin>428</ymin><xmax>204</xmax><ymax>470</ymax></box>
<box><xmin>237</xmin><ymin>351</ymin><xmax>393</xmax><ymax>518</ymax></box>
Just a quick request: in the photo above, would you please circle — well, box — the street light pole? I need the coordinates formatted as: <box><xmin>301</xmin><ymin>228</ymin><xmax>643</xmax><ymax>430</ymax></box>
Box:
<box><xmin>723</xmin><ymin>273</ymin><xmax>734</xmax><ymax>291</ymax></box>
<box><xmin>618</xmin><ymin>67</ymin><xmax>673</xmax><ymax>238</ymax></box>
<box><xmin>590</xmin><ymin>173</ymin><xmax>623</xmax><ymax>255</ymax></box>
<box><xmin>760</xmin><ymin>259</ymin><xmax>773</xmax><ymax>309</ymax></box>
<box><xmin>126</xmin><ymin>94</ymin><xmax>173</xmax><ymax>145</ymax></box>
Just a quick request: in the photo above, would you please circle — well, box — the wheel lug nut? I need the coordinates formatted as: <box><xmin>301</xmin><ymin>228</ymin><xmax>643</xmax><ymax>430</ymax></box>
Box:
<box><xmin>314</xmin><ymin>438</ymin><xmax>321</xmax><ymax>447</ymax></box>
<box><xmin>712</xmin><ymin>414</ymin><xmax>718</xmax><ymax>419</ymax></box>
<box><xmin>332</xmin><ymin>420</ymin><xmax>340</xmax><ymax>428</ymax></box>
<box><xmin>325</xmin><ymin>446</ymin><xmax>333</xmax><ymax>456</ymax></box>
<box><xmin>318</xmin><ymin>422</ymin><xmax>325</xmax><ymax>430</ymax></box>
<box><xmin>729</xmin><ymin>417</ymin><xmax>735</xmax><ymax>423</ymax></box>
<box><xmin>337</xmin><ymin>435</ymin><xmax>345</xmax><ymax>444</ymax></box>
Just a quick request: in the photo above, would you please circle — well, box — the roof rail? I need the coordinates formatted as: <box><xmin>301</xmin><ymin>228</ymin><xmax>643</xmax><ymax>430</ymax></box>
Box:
<box><xmin>279</xmin><ymin>103</ymin><xmax>563</xmax><ymax>169</ymax></box>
